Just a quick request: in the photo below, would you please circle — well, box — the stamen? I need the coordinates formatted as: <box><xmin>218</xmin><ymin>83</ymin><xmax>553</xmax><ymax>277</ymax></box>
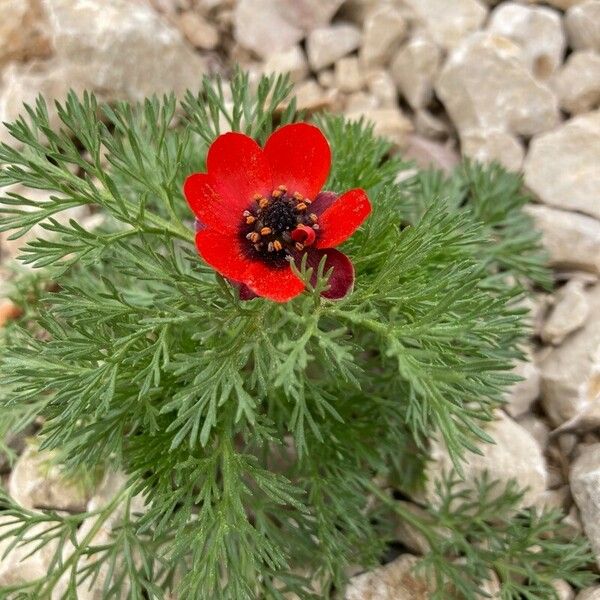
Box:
<box><xmin>293</xmin><ymin>192</ymin><xmax>303</xmax><ymax>200</ymax></box>
<box><xmin>253</xmin><ymin>193</ymin><xmax>263</xmax><ymax>201</ymax></box>
<box><xmin>295</xmin><ymin>242</ymin><xmax>304</xmax><ymax>251</ymax></box>
<box><xmin>309</xmin><ymin>213</ymin><xmax>318</xmax><ymax>222</ymax></box>
<box><xmin>272</xmin><ymin>189</ymin><xmax>283</xmax><ymax>198</ymax></box>
<box><xmin>296</xmin><ymin>202</ymin><xmax>307</xmax><ymax>211</ymax></box>
<box><xmin>312</xmin><ymin>224</ymin><xmax>320</xmax><ymax>230</ymax></box>
<box><xmin>260</xmin><ymin>227</ymin><xmax>272</xmax><ymax>236</ymax></box>
<box><xmin>243</xmin><ymin>210</ymin><xmax>251</xmax><ymax>217</ymax></box>
<box><xmin>259</xmin><ymin>197</ymin><xmax>269</xmax><ymax>209</ymax></box>
<box><xmin>273</xmin><ymin>240</ymin><xmax>283</xmax><ymax>251</ymax></box>
<box><xmin>267</xmin><ymin>242</ymin><xmax>275</xmax><ymax>252</ymax></box>
<box><xmin>246</xmin><ymin>216</ymin><xmax>256</xmax><ymax>224</ymax></box>
<box><xmin>278</xmin><ymin>184</ymin><xmax>287</xmax><ymax>191</ymax></box>
<box><xmin>246</xmin><ymin>232</ymin><xmax>260</xmax><ymax>243</ymax></box>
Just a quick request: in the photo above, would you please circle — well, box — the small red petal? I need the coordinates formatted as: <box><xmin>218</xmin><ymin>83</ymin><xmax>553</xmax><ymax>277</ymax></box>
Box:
<box><xmin>206</xmin><ymin>132</ymin><xmax>273</xmax><ymax>211</ymax></box>
<box><xmin>304</xmin><ymin>248</ymin><xmax>355</xmax><ymax>300</ymax></box>
<box><xmin>195</xmin><ymin>229</ymin><xmax>256</xmax><ymax>283</ymax></box>
<box><xmin>245</xmin><ymin>261</ymin><xmax>305</xmax><ymax>303</ymax></box>
<box><xmin>291</xmin><ymin>224</ymin><xmax>316</xmax><ymax>246</ymax></box>
<box><xmin>184</xmin><ymin>173</ymin><xmax>238</xmax><ymax>233</ymax></box>
<box><xmin>316</xmin><ymin>188</ymin><xmax>372</xmax><ymax>249</ymax></box>
<box><xmin>309</xmin><ymin>191</ymin><xmax>338</xmax><ymax>217</ymax></box>
<box><xmin>264</xmin><ymin>123</ymin><xmax>331</xmax><ymax>200</ymax></box>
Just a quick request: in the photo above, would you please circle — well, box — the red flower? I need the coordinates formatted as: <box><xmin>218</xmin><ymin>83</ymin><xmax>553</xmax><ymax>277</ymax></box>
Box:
<box><xmin>183</xmin><ymin>123</ymin><xmax>371</xmax><ymax>302</ymax></box>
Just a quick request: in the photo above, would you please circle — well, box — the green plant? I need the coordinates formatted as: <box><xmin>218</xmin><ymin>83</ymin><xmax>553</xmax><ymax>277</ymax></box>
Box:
<box><xmin>0</xmin><ymin>72</ymin><xmax>594</xmax><ymax>599</ymax></box>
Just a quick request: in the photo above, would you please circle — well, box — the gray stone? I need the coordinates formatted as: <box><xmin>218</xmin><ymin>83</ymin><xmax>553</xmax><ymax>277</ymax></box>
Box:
<box><xmin>525</xmin><ymin>111</ymin><xmax>600</xmax><ymax>220</ymax></box>
<box><xmin>566</xmin><ymin>1</ymin><xmax>600</xmax><ymax>52</ymax></box>
<box><xmin>360</xmin><ymin>4</ymin><xmax>407</xmax><ymax>67</ymax></box>
<box><xmin>542</xmin><ymin>279</ymin><xmax>590</xmax><ymax>345</ymax></box>
<box><xmin>345</xmin><ymin>108</ymin><xmax>413</xmax><ymax>149</ymax></box>
<box><xmin>553</xmin><ymin>51</ymin><xmax>600</xmax><ymax>115</ymax></box>
<box><xmin>505</xmin><ymin>349</ymin><xmax>541</xmax><ymax>417</ymax></box>
<box><xmin>576</xmin><ymin>588</ymin><xmax>600</xmax><ymax>600</ymax></box>
<box><xmin>525</xmin><ymin>206</ymin><xmax>600</xmax><ymax>275</ymax></box>
<box><xmin>517</xmin><ymin>414</ymin><xmax>550</xmax><ymax>448</ymax></box>
<box><xmin>460</xmin><ymin>128</ymin><xmax>525</xmax><ymax>171</ymax></box>
<box><xmin>553</xmin><ymin>580</ymin><xmax>576</xmax><ymax>600</ymax></box>
<box><xmin>403</xmin><ymin>135</ymin><xmax>460</xmax><ymax>173</ymax></box>
<box><xmin>436</xmin><ymin>33</ymin><xmax>559</xmax><ymax>138</ymax></box>
<box><xmin>570</xmin><ymin>444</ymin><xmax>600</xmax><ymax>569</ymax></box>
<box><xmin>307</xmin><ymin>23</ymin><xmax>362</xmax><ymax>71</ymax></box>
<box><xmin>487</xmin><ymin>2</ymin><xmax>565</xmax><ymax>79</ymax></box>
<box><xmin>365</xmin><ymin>69</ymin><xmax>397</xmax><ymax>108</ymax></box>
<box><xmin>391</xmin><ymin>34</ymin><xmax>441</xmax><ymax>110</ymax></box>
<box><xmin>178</xmin><ymin>11</ymin><xmax>219</xmax><ymax>50</ymax></box>
<box><xmin>334</xmin><ymin>57</ymin><xmax>364</xmax><ymax>93</ymax></box>
<box><xmin>262</xmin><ymin>45</ymin><xmax>309</xmax><ymax>83</ymax></box>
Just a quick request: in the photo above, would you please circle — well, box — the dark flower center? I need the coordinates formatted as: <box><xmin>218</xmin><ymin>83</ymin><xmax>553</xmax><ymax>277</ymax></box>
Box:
<box><xmin>240</xmin><ymin>185</ymin><xmax>320</xmax><ymax>266</ymax></box>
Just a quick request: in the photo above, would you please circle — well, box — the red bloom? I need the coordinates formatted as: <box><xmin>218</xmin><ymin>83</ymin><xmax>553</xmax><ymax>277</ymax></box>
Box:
<box><xmin>183</xmin><ymin>123</ymin><xmax>371</xmax><ymax>302</ymax></box>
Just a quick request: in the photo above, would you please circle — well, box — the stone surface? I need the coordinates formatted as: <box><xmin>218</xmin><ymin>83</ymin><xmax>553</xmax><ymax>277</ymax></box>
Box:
<box><xmin>9</xmin><ymin>445</ymin><xmax>92</xmax><ymax>512</ymax></box>
<box><xmin>576</xmin><ymin>588</ymin><xmax>600</xmax><ymax>600</ymax></box>
<box><xmin>553</xmin><ymin>51</ymin><xmax>600</xmax><ymax>115</ymax></box>
<box><xmin>345</xmin><ymin>554</ymin><xmax>434</xmax><ymax>599</ymax></box>
<box><xmin>403</xmin><ymin>135</ymin><xmax>460</xmax><ymax>173</ymax></box>
<box><xmin>566</xmin><ymin>1</ymin><xmax>600</xmax><ymax>52</ymax></box>
<box><xmin>504</xmin><ymin>349</ymin><xmax>541</xmax><ymax>418</ymax></box>
<box><xmin>307</xmin><ymin>23</ymin><xmax>362</xmax><ymax>71</ymax></box>
<box><xmin>524</xmin><ymin>111</ymin><xmax>600</xmax><ymax>220</ymax></box>
<box><xmin>401</xmin><ymin>0</ymin><xmax>488</xmax><ymax>50</ymax></box>
<box><xmin>517</xmin><ymin>414</ymin><xmax>550</xmax><ymax>449</ymax></box>
<box><xmin>360</xmin><ymin>4</ymin><xmax>407</xmax><ymax>67</ymax></box>
<box><xmin>553</xmin><ymin>580</ymin><xmax>576</xmax><ymax>600</ymax></box>
<box><xmin>570</xmin><ymin>444</ymin><xmax>600</xmax><ymax>568</ymax></box>
<box><xmin>487</xmin><ymin>2</ymin><xmax>565</xmax><ymax>79</ymax></box>
<box><xmin>525</xmin><ymin>206</ymin><xmax>600</xmax><ymax>275</ymax></box>
<box><xmin>178</xmin><ymin>10</ymin><xmax>219</xmax><ymax>50</ymax></box>
<box><xmin>394</xmin><ymin>502</ymin><xmax>433</xmax><ymax>555</ymax></box>
<box><xmin>345</xmin><ymin>108</ymin><xmax>413</xmax><ymax>149</ymax></box>
<box><xmin>436</xmin><ymin>33</ymin><xmax>559</xmax><ymax>138</ymax></box>
<box><xmin>539</xmin><ymin>284</ymin><xmax>600</xmax><ymax>427</ymax></box>
<box><xmin>423</xmin><ymin>411</ymin><xmax>547</xmax><ymax>509</ymax></box>
<box><xmin>262</xmin><ymin>45</ymin><xmax>308</xmax><ymax>83</ymax></box>
<box><xmin>460</xmin><ymin>128</ymin><xmax>525</xmax><ymax>171</ymax></box>
<box><xmin>0</xmin><ymin>0</ymin><xmax>52</xmax><ymax>68</ymax></box>
<box><xmin>291</xmin><ymin>80</ymin><xmax>339</xmax><ymax>113</ymax></box>
<box><xmin>335</xmin><ymin>57</ymin><xmax>364</xmax><ymax>93</ymax></box>
<box><xmin>366</xmin><ymin>69</ymin><xmax>397</xmax><ymax>108</ymax></box>
<box><xmin>542</xmin><ymin>279</ymin><xmax>590</xmax><ymax>345</ymax></box>
<box><xmin>391</xmin><ymin>34</ymin><xmax>441</xmax><ymax>110</ymax></box>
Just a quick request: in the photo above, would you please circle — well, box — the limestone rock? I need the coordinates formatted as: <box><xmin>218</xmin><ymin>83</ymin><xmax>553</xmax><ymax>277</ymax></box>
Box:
<box><xmin>400</xmin><ymin>0</ymin><xmax>488</xmax><ymax>50</ymax></box>
<box><xmin>262</xmin><ymin>45</ymin><xmax>308</xmax><ymax>83</ymax></box>
<box><xmin>460</xmin><ymin>128</ymin><xmax>525</xmax><ymax>171</ymax></box>
<box><xmin>178</xmin><ymin>11</ymin><xmax>219</xmax><ymax>50</ymax></box>
<box><xmin>517</xmin><ymin>414</ymin><xmax>550</xmax><ymax>448</ymax></box>
<box><xmin>553</xmin><ymin>51</ymin><xmax>600</xmax><ymax>114</ymax></box>
<box><xmin>43</xmin><ymin>0</ymin><xmax>207</xmax><ymax>101</ymax></box>
<box><xmin>334</xmin><ymin>57</ymin><xmax>364</xmax><ymax>93</ymax></box>
<box><xmin>505</xmin><ymin>350</ymin><xmax>541</xmax><ymax>418</ymax></box>
<box><xmin>292</xmin><ymin>80</ymin><xmax>339</xmax><ymax>114</ymax></box>
<box><xmin>539</xmin><ymin>284</ymin><xmax>600</xmax><ymax>427</ymax></box>
<box><xmin>566</xmin><ymin>1</ymin><xmax>600</xmax><ymax>52</ymax></box>
<box><xmin>570</xmin><ymin>444</ymin><xmax>600</xmax><ymax>568</ymax></box>
<box><xmin>277</xmin><ymin>0</ymin><xmax>345</xmax><ymax>32</ymax></box>
<box><xmin>542</xmin><ymin>279</ymin><xmax>590</xmax><ymax>345</ymax></box>
<box><xmin>345</xmin><ymin>108</ymin><xmax>413</xmax><ymax>149</ymax></box>
<box><xmin>345</xmin><ymin>554</ymin><xmax>434</xmax><ymax>600</ymax></box>
<box><xmin>403</xmin><ymin>135</ymin><xmax>460</xmax><ymax>173</ymax></box>
<box><xmin>360</xmin><ymin>4</ymin><xmax>407</xmax><ymax>67</ymax></box>
<box><xmin>553</xmin><ymin>580</ymin><xmax>576</xmax><ymax>600</ymax></box>
<box><xmin>394</xmin><ymin>502</ymin><xmax>433</xmax><ymax>555</ymax></box>
<box><xmin>488</xmin><ymin>2</ymin><xmax>565</xmax><ymax>79</ymax></box>
<box><xmin>366</xmin><ymin>69</ymin><xmax>397</xmax><ymax>108</ymax></box>
<box><xmin>414</xmin><ymin>109</ymin><xmax>452</xmax><ymax>139</ymax></box>
<box><xmin>423</xmin><ymin>411</ymin><xmax>547</xmax><ymax>509</ymax></box>
<box><xmin>577</xmin><ymin>588</ymin><xmax>600</xmax><ymax>600</ymax></box>
<box><xmin>307</xmin><ymin>23</ymin><xmax>362</xmax><ymax>71</ymax></box>
<box><xmin>344</xmin><ymin>91</ymin><xmax>379</xmax><ymax>113</ymax></box>
<box><xmin>436</xmin><ymin>33</ymin><xmax>559</xmax><ymax>137</ymax></box>
<box><xmin>391</xmin><ymin>35</ymin><xmax>441</xmax><ymax>110</ymax></box>
<box><xmin>524</xmin><ymin>206</ymin><xmax>600</xmax><ymax>275</ymax></box>
<box><xmin>525</xmin><ymin>111</ymin><xmax>600</xmax><ymax>220</ymax></box>
<box><xmin>9</xmin><ymin>445</ymin><xmax>92</xmax><ymax>512</ymax></box>
<box><xmin>0</xmin><ymin>0</ymin><xmax>52</xmax><ymax>68</ymax></box>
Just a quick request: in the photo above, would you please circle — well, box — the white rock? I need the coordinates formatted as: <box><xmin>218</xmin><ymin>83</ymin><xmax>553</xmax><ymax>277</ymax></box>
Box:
<box><xmin>262</xmin><ymin>45</ymin><xmax>308</xmax><ymax>83</ymax></box>
<box><xmin>570</xmin><ymin>444</ymin><xmax>600</xmax><ymax>568</ymax></box>
<box><xmin>505</xmin><ymin>350</ymin><xmax>541</xmax><ymax>417</ymax></box>
<box><xmin>366</xmin><ymin>69</ymin><xmax>397</xmax><ymax>108</ymax></box>
<box><xmin>488</xmin><ymin>2</ymin><xmax>565</xmax><ymax>79</ymax></box>
<box><xmin>178</xmin><ymin>10</ymin><xmax>219</xmax><ymax>50</ymax></box>
<box><xmin>517</xmin><ymin>414</ymin><xmax>550</xmax><ymax>448</ymax></box>
<box><xmin>393</xmin><ymin>502</ymin><xmax>432</xmax><ymax>555</ymax></box>
<box><xmin>414</xmin><ymin>109</ymin><xmax>451</xmax><ymax>139</ymax></box>
<box><xmin>9</xmin><ymin>445</ymin><xmax>92</xmax><ymax>512</ymax></box>
<box><xmin>403</xmin><ymin>135</ymin><xmax>460</xmax><ymax>172</ymax></box>
<box><xmin>553</xmin><ymin>51</ymin><xmax>600</xmax><ymax>114</ymax></box>
<box><xmin>345</xmin><ymin>554</ymin><xmax>434</xmax><ymax>599</ymax></box>
<box><xmin>553</xmin><ymin>580</ymin><xmax>576</xmax><ymax>600</ymax></box>
<box><xmin>360</xmin><ymin>4</ymin><xmax>407</xmax><ymax>67</ymax></box>
<box><xmin>460</xmin><ymin>128</ymin><xmax>525</xmax><ymax>171</ymax></box>
<box><xmin>0</xmin><ymin>0</ymin><xmax>51</xmax><ymax>67</ymax></box>
<box><xmin>576</xmin><ymin>588</ymin><xmax>600</xmax><ymax>600</ymax></box>
<box><xmin>391</xmin><ymin>35</ymin><xmax>441</xmax><ymax>110</ymax></box>
<box><xmin>436</xmin><ymin>33</ymin><xmax>559</xmax><ymax>137</ymax></box>
<box><xmin>278</xmin><ymin>0</ymin><xmax>345</xmax><ymax>32</ymax></box>
<box><xmin>43</xmin><ymin>0</ymin><xmax>207</xmax><ymax>100</ymax></box>
<box><xmin>344</xmin><ymin>91</ymin><xmax>379</xmax><ymax>113</ymax></box>
<box><xmin>400</xmin><ymin>0</ymin><xmax>487</xmax><ymax>50</ymax></box>
<box><xmin>292</xmin><ymin>80</ymin><xmax>339</xmax><ymax>113</ymax></box>
<box><xmin>334</xmin><ymin>57</ymin><xmax>364</xmax><ymax>93</ymax></box>
<box><xmin>542</xmin><ymin>279</ymin><xmax>590</xmax><ymax>345</ymax></box>
<box><xmin>566</xmin><ymin>1</ymin><xmax>600</xmax><ymax>52</ymax></box>
<box><xmin>307</xmin><ymin>23</ymin><xmax>362</xmax><ymax>71</ymax></box>
<box><xmin>423</xmin><ymin>411</ymin><xmax>547</xmax><ymax>509</ymax></box>
<box><xmin>525</xmin><ymin>111</ymin><xmax>600</xmax><ymax>220</ymax></box>
<box><xmin>525</xmin><ymin>206</ymin><xmax>600</xmax><ymax>275</ymax></box>
<box><xmin>345</xmin><ymin>108</ymin><xmax>413</xmax><ymax>149</ymax></box>
<box><xmin>539</xmin><ymin>284</ymin><xmax>600</xmax><ymax>427</ymax></box>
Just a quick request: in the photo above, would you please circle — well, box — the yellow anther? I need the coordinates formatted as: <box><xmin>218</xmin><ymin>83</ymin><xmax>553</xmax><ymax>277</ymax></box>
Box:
<box><xmin>278</xmin><ymin>184</ymin><xmax>287</xmax><ymax>191</ymax></box>
<box><xmin>293</xmin><ymin>191</ymin><xmax>303</xmax><ymax>200</ymax></box>
<box><xmin>309</xmin><ymin>213</ymin><xmax>318</xmax><ymax>222</ymax></box>
<box><xmin>253</xmin><ymin>193</ymin><xmax>263</xmax><ymax>201</ymax></box>
<box><xmin>295</xmin><ymin>242</ymin><xmax>305</xmax><ymax>251</ymax></box>
<box><xmin>246</xmin><ymin>232</ymin><xmax>260</xmax><ymax>243</ymax></box>
<box><xmin>296</xmin><ymin>202</ymin><xmax>307</xmax><ymax>211</ymax></box>
<box><xmin>243</xmin><ymin>210</ymin><xmax>251</xmax><ymax>217</ymax></box>
<box><xmin>259</xmin><ymin>197</ymin><xmax>269</xmax><ymax>209</ymax></box>
<box><xmin>246</xmin><ymin>216</ymin><xmax>256</xmax><ymax>224</ymax></box>
<box><xmin>272</xmin><ymin>189</ymin><xmax>283</xmax><ymax>198</ymax></box>
<box><xmin>273</xmin><ymin>240</ymin><xmax>283</xmax><ymax>251</ymax></box>
<box><xmin>260</xmin><ymin>227</ymin><xmax>272</xmax><ymax>236</ymax></box>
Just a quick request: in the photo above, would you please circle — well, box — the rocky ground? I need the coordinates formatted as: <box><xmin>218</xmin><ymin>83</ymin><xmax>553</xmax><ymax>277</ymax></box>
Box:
<box><xmin>1</xmin><ymin>0</ymin><xmax>600</xmax><ymax>598</ymax></box>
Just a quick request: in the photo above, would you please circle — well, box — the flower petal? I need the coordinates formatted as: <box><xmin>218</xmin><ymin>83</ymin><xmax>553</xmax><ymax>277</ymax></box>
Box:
<box><xmin>206</xmin><ymin>132</ymin><xmax>273</xmax><ymax>212</ymax></box>
<box><xmin>245</xmin><ymin>261</ymin><xmax>305</xmax><ymax>303</ymax></box>
<box><xmin>304</xmin><ymin>248</ymin><xmax>355</xmax><ymax>300</ymax></box>
<box><xmin>185</xmin><ymin>173</ymin><xmax>238</xmax><ymax>233</ymax></box>
<box><xmin>315</xmin><ymin>188</ymin><xmax>371</xmax><ymax>249</ymax></box>
<box><xmin>195</xmin><ymin>229</ymin><xmax>256</xmax><ymax>283</ymax></box>
<box><xmin>263</xmin><ymin>123</ymin><xmax>331</xmax><ymax>200</ymax></box>
<box><xmin>309</xmin><ymin>191</ymin><xmax>338</xmax><ymax>217</ymax></box>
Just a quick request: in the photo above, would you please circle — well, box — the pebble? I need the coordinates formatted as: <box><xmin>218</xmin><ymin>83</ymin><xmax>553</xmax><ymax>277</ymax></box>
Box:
<box><xmin>570</xmin><ymin>444</ymin><xmax>600</xmax><ymax>569</ymax></box>
<box><xmin>403</xmin><ymin>134</ymin><xmax>460</xmax><ymax>173</ymax></box>
<box><xmin>525</xmin><ymin>111</ymin><xmax>600</xmax><ymax>221</ymax></box>
<box><xmin>365</xmin><ymin>69</ymin><xmax>397</xmax><ymax>108</ymax></box>
<box><xmin>542</xmin><ymin>279</ymin><xmax>590</xmax><ymax>345</ymax></box>
<box><xmin>553</xmin><ymin>580</ymin><xmax>576</xmax><ymax>600</ymax></box>
<box><xmin>178</xmin><ymin>10</ymin><xmax>220</xmax><ymax>50</ymax></box>
<box><xmin>436</xmin><ymin>33</ymin><xmax>559</xmax><ymax>138</ymax></box>
<box><xmin>262</xmin><ymin>45</ymin><xmax>309</xmax><ymax>83</ymax></box>
<box><xmin>345</xmin><ymin>107</ymin><xmax>413</xmax><ymax>149</ymax></box>
<box><xmin>360</xmin><ymin>4</ymin><xmax>407</xmax><ymax>67</ymax></box>
<box><xmin>553</xmin><ymin>51</ymin><xmax>600</xmax><ymax>115</ymax></box>
<box><xmin>460</xmin><ymin>128</ymin><xmax>525</xmax><ymax>171</ymax></box>
<box><xmin>576</xmin><ymin>588</ymin><xmax>600</xmax><ymax>600</ymax></box>
<box><xmin>566</xmin><ymin>1</ymin><xmax>600</xmax><ymax>52</ymax></box>
<box><xmin>390</xmin><ymin>34</ymin><xmax>441</xmax><ymax>110</ymax></box>
<box><xmin>334</xmin><ymin>56</ymin><xmax>364</xmax><ymax>93</ymax></box>
<box><xmin>504</xmin><ymin>348</ymin><xmax>541</xmax><ymax>418</ymax></box>
<box><xmin>487</xmin><ymin>2</ymin><xmax>565</xmax><ymax>79</ymax></box>
<box><xmin>306</xmin><ymin>23</ymin><xmax>362</xmax><ymax>71</ymax></box>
